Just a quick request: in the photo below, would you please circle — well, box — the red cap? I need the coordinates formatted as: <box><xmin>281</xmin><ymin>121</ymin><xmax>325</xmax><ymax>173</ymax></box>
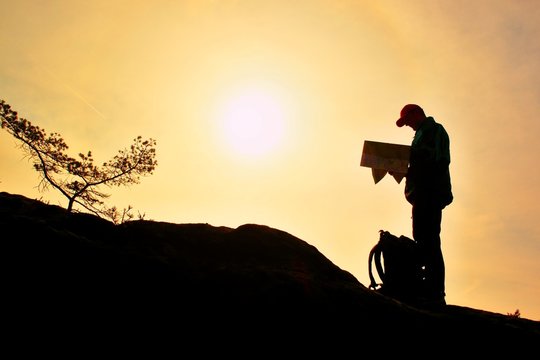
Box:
<box><xmin>396</xmin><ymin>104</ymin><xmax>423</xmax><ymax>127</ymax></box>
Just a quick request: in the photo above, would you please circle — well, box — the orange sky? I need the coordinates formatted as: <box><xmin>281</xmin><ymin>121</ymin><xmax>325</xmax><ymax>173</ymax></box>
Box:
<box><xmin>2</xmin><ymin>0</ymin><xmax>540</xmax><ymax>320</ymax></box>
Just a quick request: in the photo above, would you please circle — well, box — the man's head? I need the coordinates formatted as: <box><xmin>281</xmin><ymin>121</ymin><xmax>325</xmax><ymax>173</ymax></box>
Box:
<box><xmin>396</xmin><ymin>104</ymin><xmax>425</xmax><ymax>130</ymax></box>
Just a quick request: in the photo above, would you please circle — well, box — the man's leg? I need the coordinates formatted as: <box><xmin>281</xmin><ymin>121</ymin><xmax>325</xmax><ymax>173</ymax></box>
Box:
<box><xmin>412</xmin><ymin>204</ymin><xmax>445</xmax><ymax>302</ymax></box>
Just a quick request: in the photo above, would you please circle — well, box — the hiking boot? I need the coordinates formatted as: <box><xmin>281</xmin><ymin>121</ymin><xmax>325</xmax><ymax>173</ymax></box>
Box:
<box><xmin>416</xmin><ymin>296</ymin><xmax>446</xmax><ymax>309</ymax></box>
<box><xmin>413</xmin><ymin>291</ymin><xmax>446</xmax><ymax>309</ymax></box>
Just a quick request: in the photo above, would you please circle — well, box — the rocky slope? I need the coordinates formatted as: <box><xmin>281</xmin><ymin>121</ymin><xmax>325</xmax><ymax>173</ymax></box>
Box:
<box><xmin>2</xmin><ymin>191</ymin><xmax>539</xmax><ymax>354</ymax></box>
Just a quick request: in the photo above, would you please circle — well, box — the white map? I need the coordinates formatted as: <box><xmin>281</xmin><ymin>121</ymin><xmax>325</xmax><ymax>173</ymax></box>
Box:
<box><xmin>360</xmin><ymin>140</ymin><xmax>410</xmax><ymax>184</ymax></box>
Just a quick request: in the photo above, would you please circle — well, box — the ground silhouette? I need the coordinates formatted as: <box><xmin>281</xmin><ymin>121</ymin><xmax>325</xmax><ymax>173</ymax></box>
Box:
<box><xmin>2</xmin><ymin>191</ymin><xmax>539</xmax><ymax>354</ymax></box>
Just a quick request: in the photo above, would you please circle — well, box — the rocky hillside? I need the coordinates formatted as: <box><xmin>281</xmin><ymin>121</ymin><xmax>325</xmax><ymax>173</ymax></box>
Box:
<box><xmin>2</xmin><ymin>191</ymin><xmax>539</xmax><ymax>354</ymax></box>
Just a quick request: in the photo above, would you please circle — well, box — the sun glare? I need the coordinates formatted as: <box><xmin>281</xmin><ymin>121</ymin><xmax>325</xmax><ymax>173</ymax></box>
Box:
<box><xmin>218</xmin><ymin>88</ymin><xmax>286</xmax><ymax>159</ymax></box>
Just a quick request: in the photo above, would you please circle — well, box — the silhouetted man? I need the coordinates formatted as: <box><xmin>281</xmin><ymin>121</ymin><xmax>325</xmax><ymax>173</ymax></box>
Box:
<box><xmin>396</xmin><ymin>104</ymin><xmax>453</xmax><ymax>306</ymax></box>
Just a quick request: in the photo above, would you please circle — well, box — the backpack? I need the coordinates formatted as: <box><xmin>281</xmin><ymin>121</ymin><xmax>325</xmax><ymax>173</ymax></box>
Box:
<box><xmin>368</xmin><ymin>230</ymin><xmax>423</xmax><ymax>303</ymax></box>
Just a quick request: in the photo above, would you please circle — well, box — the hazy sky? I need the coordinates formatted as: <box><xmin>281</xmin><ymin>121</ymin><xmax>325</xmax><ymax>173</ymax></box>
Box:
<box><xmin>2</xmin><ymin>0</ymin><xmax>540</xmax><ymax>320</ymax></box>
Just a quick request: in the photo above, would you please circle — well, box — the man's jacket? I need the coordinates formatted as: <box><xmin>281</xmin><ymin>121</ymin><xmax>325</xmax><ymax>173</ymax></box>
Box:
<box><xmin>405</xmin><ymin>117</ymin><xmax>453</xmax><ymax>208</ymax></box>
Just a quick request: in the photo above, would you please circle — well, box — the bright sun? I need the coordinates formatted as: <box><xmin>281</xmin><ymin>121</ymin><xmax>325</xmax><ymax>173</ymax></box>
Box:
<box><xmin>218</xmin><ymin>88</ymin><xmax>286</xmax><ymax>159</ymax></box>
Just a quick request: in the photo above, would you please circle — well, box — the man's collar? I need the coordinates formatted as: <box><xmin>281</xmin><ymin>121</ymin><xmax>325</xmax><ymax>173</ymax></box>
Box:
<box><xmin>416</xmin><ymin>116</ymin><xmax>435</xmax><ymax>131</ymax></box>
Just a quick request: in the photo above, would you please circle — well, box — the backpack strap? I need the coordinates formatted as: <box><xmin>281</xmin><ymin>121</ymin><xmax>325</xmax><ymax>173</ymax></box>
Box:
<box><xmin>369</xmin><ymin>230</ymin><xmax>391</xmax><ymax>290</ymax></box>
<box><xmin>368</xmin><ymin>242</ymin><xmax>384</xmax><ymax>290</ymax></box>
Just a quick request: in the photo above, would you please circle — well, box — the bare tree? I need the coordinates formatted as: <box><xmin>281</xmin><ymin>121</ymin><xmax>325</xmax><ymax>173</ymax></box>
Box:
<box><xmin>0</xmin><ymin>99</ymin><xmax>157</xmax><ymax>218</ymax></box>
